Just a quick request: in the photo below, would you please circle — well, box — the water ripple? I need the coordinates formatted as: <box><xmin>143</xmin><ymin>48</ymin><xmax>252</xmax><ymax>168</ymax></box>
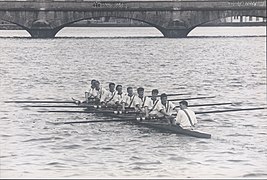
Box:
<box><xmin>0</xmin><ymin>27</ymin><xmax>266</xmax><ymax>178</ymax></box>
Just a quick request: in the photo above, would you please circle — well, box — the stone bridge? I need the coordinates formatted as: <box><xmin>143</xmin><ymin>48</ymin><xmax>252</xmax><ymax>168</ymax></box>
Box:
<box><xmin>0</xmin><ymin>0</ymin><xmax>266</xmax><ymax>38</ymax></box>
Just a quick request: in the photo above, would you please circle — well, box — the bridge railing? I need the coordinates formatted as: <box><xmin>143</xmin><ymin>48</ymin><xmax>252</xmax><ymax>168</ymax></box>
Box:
<box><xmin>0</xmin><ymin>0</ymin><xmax>266</xmax><ymax>11</ymax></box>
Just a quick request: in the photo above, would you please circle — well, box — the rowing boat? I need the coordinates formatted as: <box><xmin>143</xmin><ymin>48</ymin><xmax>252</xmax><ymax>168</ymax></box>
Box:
<box><xmin>93</xmin><ymin>109</ymin><xmax>212</xmax><ymax>139</ymax></box>
<box><xmin>9</xmin><ymin>98</ymin><xmax>212</xmax><ymax>139</ymax></box>
<box><xmin>37</xmin><ymin>103</ymin><xmax>212</xmax><ymax>139</ymax></box>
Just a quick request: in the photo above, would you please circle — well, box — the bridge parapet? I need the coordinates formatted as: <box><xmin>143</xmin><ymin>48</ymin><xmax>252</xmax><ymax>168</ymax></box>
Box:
<box><xmin>0</xmin><ymin>1</ymin><xmax>266</xmax><ymax>11</ymax></box>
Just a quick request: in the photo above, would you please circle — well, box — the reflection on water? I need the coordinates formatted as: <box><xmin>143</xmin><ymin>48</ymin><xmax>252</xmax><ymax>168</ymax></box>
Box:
<box><xmin>0</xmin><ymin>27</ymin><xmax>266</xmax><ymax>178</ymax></box>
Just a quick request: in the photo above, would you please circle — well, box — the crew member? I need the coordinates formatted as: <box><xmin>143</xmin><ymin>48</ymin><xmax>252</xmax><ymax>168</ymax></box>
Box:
<box><xmin>144</xmin><ymin>89</ymin><xmax>159</xmax><ymax>118</ymax></box>
<box><xmin>114</xmin><ymin>84</ymin><xmax>125</xmax><ymax>107</ymax></box>
<box><xmin>175</xmin><ymin>100</ymin><xmax>197</xmax><ymax>129</ymax></box>
<box><xmin>133</xmin><ymin>87</ymin><xmax>147</xmax><ymax>113</ymax></box>
<box><xmin>101</xmin><ymin>82</ymin><xmax>116</xmax><ymax>106</ymax></box>
<box><xmin>93</xmin><ymin>80</ymin><xmax>107</xmax><ymax>105</ymax></box>
<box><xmin>155</xmin><ymin>93</ymin><xmax>178</xmax><ymax>124</ymax></box>
<box><xmin>122</xmin><ymin>87</ymin><xmax>136</xmax><ymax>112</ymax></box>
<box><xmin>85</xmin><ymin>79</ymin><xmax>97</xmax><ymax>103</ymax></box>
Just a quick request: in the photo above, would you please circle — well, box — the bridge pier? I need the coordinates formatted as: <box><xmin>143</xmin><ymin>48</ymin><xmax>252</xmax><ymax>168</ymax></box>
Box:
<box><xmin>159</xmin><ymin>28</ymin><xmax>192</xmax><ymax>38</ymax></box>
<box><xmin>27</xmin><ymin>28</ymin><xmax>59</xmax><ymax>38</ymax></box>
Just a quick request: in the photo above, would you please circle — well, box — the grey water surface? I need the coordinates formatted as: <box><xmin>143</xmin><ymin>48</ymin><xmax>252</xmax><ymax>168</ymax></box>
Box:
<box><xmin>0</xmin><ymin>27</ymin><xmax>266</xmax><ymax>178</ymax></box>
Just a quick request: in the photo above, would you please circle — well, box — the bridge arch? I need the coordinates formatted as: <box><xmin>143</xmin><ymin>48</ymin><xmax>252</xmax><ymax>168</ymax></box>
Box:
<box><xmin>54</xmin><ymin>16</ymin><xmax>165</xmax><ymax>37</ymax></box>
<box><xmin>185</xmin><ymin>10</ymin><xmax>266</xmax><ymax>34</ymax></box>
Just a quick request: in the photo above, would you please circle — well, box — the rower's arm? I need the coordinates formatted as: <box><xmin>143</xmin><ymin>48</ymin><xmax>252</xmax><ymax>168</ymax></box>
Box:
<box><xmin>122</xmin><ymin>102</ymin><xmax>126</xmax><ymax>111</ymax></box>
<box><xmin>145</xmin><ymin>106</ymin><xmax>149</xmax><ymax>117</ymax></box>
<box><xmin>159</xmin><ymin>109</ymin><xmax>175</xmax><ymax>123</ymax></box>
<box><xmin>159</xmin><ymin>109</ymin><xmax>171</xmax><ymax>117</ymax></box>
<box><xmin>85</xmin><ymin>92</ymin><xmax>88</xmax><ymax>102</ymax></box>
<box><xmin>136</xmin><ymin>104</ymin><xmax>142</xmax><ymax>112</ymax></box>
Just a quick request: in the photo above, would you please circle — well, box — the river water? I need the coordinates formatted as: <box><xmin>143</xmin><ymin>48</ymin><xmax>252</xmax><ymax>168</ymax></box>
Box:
<box><xmin>0</xmin><ymin>26</ymin><xmax>266</xmax><ymax>178</ymax></box>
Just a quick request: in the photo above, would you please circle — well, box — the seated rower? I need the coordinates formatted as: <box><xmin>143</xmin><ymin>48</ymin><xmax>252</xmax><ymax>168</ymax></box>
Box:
<box><xmin>122</xmin><ymin>87</ymin><xmax>136</xmax><ymax>112</ymax></box>
<box><xmin>144</xmin><ymin>89</ymin><xmax>160</xmax><ymax>118</ymax></box>
<box><xmin>100</xmin><ymin>82</ymin><xmax>116</xmax><ymax>107</ymax></box>
<box><xmin>133</xmin><ymin>87</ymin><xmax>147</xmax><ymax>114</ymax></box>
<box><xmin>92</xmin><ymin>80</ymin><xmax>107</xmax><ymax>105</ymax></box>
<box><xmin>84</xmin><ymin>79</ymin><xmax>97</xmax><ymax>103</ymax></box>
<box><xmin>175</xmin><ymin>100</ymin><xmax>197</xmax><ymax>130</ymax></box>
<box><xmin>114</xmin><ymin>85</ymin><xmax>126</xmax><ymax>108</ymax></box>
<box><xmin>155</xmin><ymin>93</ymin><xmax>178</xmax><ymax>124</ymax></box>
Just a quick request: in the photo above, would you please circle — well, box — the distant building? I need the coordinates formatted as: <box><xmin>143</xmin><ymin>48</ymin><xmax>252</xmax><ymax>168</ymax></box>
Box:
<box><xmin>224</xmin><ymin>16</ymin><xmax>266</xmax><ymax>23</ymax></box>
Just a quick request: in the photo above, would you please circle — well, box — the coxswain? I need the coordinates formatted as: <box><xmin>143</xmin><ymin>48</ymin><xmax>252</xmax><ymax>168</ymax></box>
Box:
<box><xmin>155</xmin><ymin>93</ymin><xmax>178</xmax><ymax>124</ymax></box>
<box><xmin>175</xmin><ymin>100</ymin><xmax>198</xmax><ymax>129</ymax></box>
<box><xmin>122</xmin><ymin>87</ymin><xmax>136</xmax><ymax>112</ymax></box>
<box><xmin>144</xmin><ymin>89</ymin><xmax>160</xmax><ymax>118</ymax></box>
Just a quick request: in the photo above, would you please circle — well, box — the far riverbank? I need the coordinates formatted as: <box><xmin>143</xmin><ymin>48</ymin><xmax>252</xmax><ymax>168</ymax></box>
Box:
<box><xmin>0</xmin><ymin>22</ymin><xmax>266</xmax><ymax>30</ymax></box>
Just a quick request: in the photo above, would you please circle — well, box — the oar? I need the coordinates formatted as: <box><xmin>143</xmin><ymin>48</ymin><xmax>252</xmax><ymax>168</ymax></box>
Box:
<box><xmin>49</xmin><ymin>116</ymin><xmax>163</xmax><ymax>125</ymax></box>
<box><xmin>49</xmin><ymin>118</ymin><xmax>136</xmax><ymax>125</ymax></box>
<box><xmin>38</xmin><ymin>110</ymin><xmax>138</xmax><ymax>115</ymax></box>
<box><xmin>169</xmin><ymin>96</ymin><xmax>216</xmax><ymax>101</ymax></box>
<box><xmin>4</xmin><ymin>100</ymin><xmax>78</xmax><ymax>104</ymax></box>
<box><xmin>175</xmin><ymin>102</ymin><xmax>239</xmax><ymax>108</ymax></box>
<box><xmin>28</xmin><ymin>105</ymin><xmax>134</xmax><ymax>110</ymax></box>
<box><xmin>4</xmin><ymin>97</ymin><xmax>81</xmax><ymax>104</ymax></box>
<box><xmin>147</xmin><ymin>93</ymin><xmax>191</xmax><ymax>97</ymax></box>
<box><xmin>23</xmin><ymin>105</ymin><xmax>95</xmax><ymax>108</ymax></box>
<box><xmin>195</xmin><ymin>107</ymin><xmax>267</xmax><ymax>114</ymax></box>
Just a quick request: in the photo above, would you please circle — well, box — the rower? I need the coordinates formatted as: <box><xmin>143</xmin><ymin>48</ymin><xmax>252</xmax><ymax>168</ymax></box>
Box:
<box><xmin>122</xmin><ymin>87</ymin><xmax>136</xmax><ymax>112</ymax></box>
<box><xmin>93</xmin><ymin>80</ymin><xmax>107</xmax><ymax>105</ymax></box>
<box><xmin>101</xmin><ymin>82</ymin><xmax>116</xmax><ymax>106</ymax></box>
<box><xmin>114</xmin><ymin>85</ymin><xmax>125</xmax><ymax>107</ymax></box>
<box><xmin>133</xmin><ymin>87</ymin><xmax>147</xmax><ymax>114</ymax></box>
<box><xmin>144</xmin><ymin>89</ymin><xmax>159</xmax><ymax>118</ymax></box>
<box><xmin>155</xmin><ymin>93</ymin><xmax>178</xmax><ymax>124</ymax></box>
<box><xmin>175</xmin><ymin>100</ymin><xmax>198</xmax><ymax>129</ymax></box>
<box><xmin>85</xmin><ymin>79</ymin><xmax>96</xmax><ymax>103</ymax></box>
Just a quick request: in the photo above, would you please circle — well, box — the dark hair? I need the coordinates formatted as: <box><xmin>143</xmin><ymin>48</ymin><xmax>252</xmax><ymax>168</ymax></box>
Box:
<box><xmin>137</xmin><ymin>87</ymin><xmax>144</xmax><ymax>93</ymax></box>
<box><xmin>116</xmin><ymin>85</ymin><xmax>122</xmax><ymax>90</ymax></box>
<box><xmin>95</xmin><ymin>80</ymin><xmax>100</xmax><ymax>84</ymax></box>
<box><xmin>179</xmin><ymin>100</ymin><xmax>188</xmax><ymax>106</ymax></box>
<box><xmin>127</xmin><ymin>87</ymin><xmax>133</xmax><ymax>91</ymax></box>
<box><xmin>152</xmin><ymin>89</ymin><xmax>159</xmax><ymax>94</ymax></box>
<box><xmin>109</xmin><ymin>82</ymin><xmax>115</xmax><ymax>87</ymax></box>
<box><xmin>160</xmin><ymin>93</ymin><xmax>167</xmax><ymax>98</ymax></box>
<box><xmin>91</xmin><ymin>79</ymin><xmax>96</xmax><ymax>83</ymax></box>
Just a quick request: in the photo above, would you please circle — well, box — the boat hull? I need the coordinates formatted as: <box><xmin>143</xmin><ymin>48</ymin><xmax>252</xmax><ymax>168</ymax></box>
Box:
<box><xmin>136</xmin><ymin>121</ymin><xmax>211</xmax><ymax>139</ymax></box>
<box><xmin>106</xmin><ymin>113</ymin><xmax>211</xmax><ymax>139</ymax></box>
